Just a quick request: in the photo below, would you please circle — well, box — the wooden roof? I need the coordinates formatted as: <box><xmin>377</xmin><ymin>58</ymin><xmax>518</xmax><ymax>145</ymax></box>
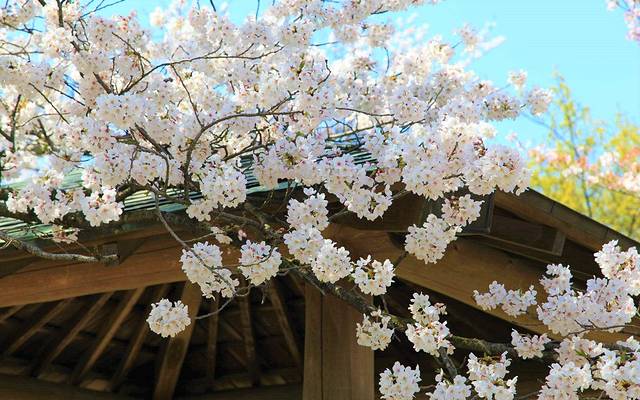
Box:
<box><xmin>0</xmin><ymin>186</ymin><xmax>638</xmax><ymax>398</ymax></box>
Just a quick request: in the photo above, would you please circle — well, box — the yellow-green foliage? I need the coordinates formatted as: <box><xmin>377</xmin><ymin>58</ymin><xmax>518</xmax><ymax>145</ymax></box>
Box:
<box><xmin>530</xmin><ymin>76</ymin><xmax>640</xmax><ymax>240</ymax></box>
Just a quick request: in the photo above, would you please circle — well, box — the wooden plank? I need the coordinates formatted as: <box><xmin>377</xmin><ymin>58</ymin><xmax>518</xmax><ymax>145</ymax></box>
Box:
<box><xmin>109</xmin><ymin>284</ymin><xmax>170</xmax><ymax>391</ymax></box>
<box><xmin>153</xmin><ymin>282</ymin><xmax>203</xmax><ymax>400</ymax></box>
<box><xmin>205</xmin><ymin>297</ymin><xmax>220</xmax><ymax>389</ymax></box>
<box><xmin>31</xmin><ymin>292</ymin><xmax>113</xmax><ymax>377</ymax></box>
<box><xmin>0</xmin><ymin>246</ymin><xmax>184</xmax><ymax>307</ymax></box>
<box><xmin>0</xmin><ymin>238</ymin><xmax>241</xmax><ymax>307</ymax></box>
<box><xmin>71</xmin><ymin>288</ymin><xmax>145</xmax><ymax>385</ymax></box>
<box><xmin>268</xmin><ymin>279</ymin><xmax>302</xmax><ymax>368</ymax></box>
<box><xmin>0</xmin><ymin>373</ymin><xmax>134</xmax><ymax>400</ymax></box>
<box><xmin>303</xmin><ymin>283</ymin><xmax>322</xmax><ymax>400</ymax></box>
<box><xmin>3</xmin><ymin>298</ymin><xmax>72</xmax><ymax>356</ymax></box>
<box><xmin>237</xmin><ymin>283</ymin><xmax>259</xmax><ymax>386</ymax></box>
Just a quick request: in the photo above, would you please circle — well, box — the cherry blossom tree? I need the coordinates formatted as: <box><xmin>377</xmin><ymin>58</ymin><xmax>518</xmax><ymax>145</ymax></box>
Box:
<box><xmin>0</xmin><ymin>1</ymin><xmax>638</xmax><ymax>399</ymax></box>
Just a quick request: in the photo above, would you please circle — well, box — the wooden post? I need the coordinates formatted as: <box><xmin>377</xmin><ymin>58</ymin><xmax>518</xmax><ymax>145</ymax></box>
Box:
<box><xmin>303</xmin><ymin>283</ymin><xmax>374</xmax><ymax>400</ymax></box>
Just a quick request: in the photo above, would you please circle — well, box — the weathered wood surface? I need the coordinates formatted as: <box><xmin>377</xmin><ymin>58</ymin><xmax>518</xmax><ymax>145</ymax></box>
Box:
<box><xmin>0</xmin><ymin>234</ymin><xmax>241</xmax><ymax>307</ymax></box>
<box><xmin>303</xmin><ymin>283</ymin><xmax>374</xmax><ymax>400</ymax></box>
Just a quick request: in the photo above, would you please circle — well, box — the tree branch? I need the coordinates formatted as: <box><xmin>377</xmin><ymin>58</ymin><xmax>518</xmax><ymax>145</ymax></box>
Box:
<box><xmin>0</xmin><ymin>230</ymin><xmax>117</xmax><ymax>264</ymax></box>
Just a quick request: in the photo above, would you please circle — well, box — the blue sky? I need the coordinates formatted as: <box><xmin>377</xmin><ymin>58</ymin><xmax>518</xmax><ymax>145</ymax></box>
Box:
<box><xmin>110</xmin><ymin>0</ymin><xmax>639</xmax><ymax>146</ymax></box>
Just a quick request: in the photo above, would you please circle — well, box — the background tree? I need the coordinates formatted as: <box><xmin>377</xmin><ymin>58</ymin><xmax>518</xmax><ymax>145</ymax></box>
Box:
<box><xmin>529</xmin><ymin>75</ymin><xmax>640</xmax><ymax>239</ymax></box>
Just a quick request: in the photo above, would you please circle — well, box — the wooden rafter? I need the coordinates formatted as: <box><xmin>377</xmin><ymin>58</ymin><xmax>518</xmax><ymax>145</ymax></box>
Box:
<box><xmin>0</xmin><ymin>305</ymin><xmax>23</xmax><ymax>324</ymax></box>
<box><xmin>3</xmin><ymin>298</ymin><xmax>72</xmax><ymax>357</ymax></box>
<box><xmin>108</xmin><ymin>284</ymin><xmax>170</xmax><ymax>391</ymax></box>
<box><xmin>220</xmin><ymin>318</ymin><xmax>243</xmax><ymax>341</ymax></box>
<box><xmin>268</xmin><ymin>279</ymin><xmax>302</xmax><ymax>368</ymax></box>
<box><xmin>237</xmin><ymin>281</ymin><xmax>259</xmax><ymax>387</ymax></box>
<box><xmin>153</xmin><ymin>282</ymin><xmax>202</xmax><ymax>400</ymax></box>
<box><xmin>205</xmin><ymin>297</ymin><xmax>219</xmax><ymax>389</ymax></box>
<box><xmin>494</xmin><ymin>190</ymin><xmax>638</xmax><ymax>251</ymax></box>
<box><xmin>70</xmin><ymin>287</ymin><xmax>145</xmax><ymax>385</ymax></box>
<box><xmin>31</xmin><ymin>292</ymin><xmax>113</xmax><ymax>378</ymax></box>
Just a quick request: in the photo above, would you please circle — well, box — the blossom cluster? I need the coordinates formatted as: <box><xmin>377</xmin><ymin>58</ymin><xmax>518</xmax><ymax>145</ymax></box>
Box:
<box><xmin>510</xmin><ymin>330</ymin><xmax>550</xmax><ymax>359</ymax></box>
<box><xmin>352</xmin><ymin>257</ymin><xmax>395</xmax><ymax>295</ymax></box>
<box><xmin>405</xmin><ymin>293</ymin><xmax>453</xmax><ymax>356</ymax></box>
<box><xmin>429</xmin><ymin>371</ymin><xmax>472</xmax><ymax>400</ymax></box>
<box><xmin>405</xmin><ymin>215</ymin><xmax>460</xmax><ymax>264</ymax></box>
<box><xmin>356</xmin><ymin>310</ymin><xmax>394</xmax><ymax>351</ymax></box>
<box><xmin>467</xmin><ymin>353</ymin><xmax>517</xmax><ymax>400</ymax></box>
<box><xmin>379</xmin><ymin>362</ymin><xmax>422</xmax><ymax>400</ymax></box>
<box><xmin>146</xmin><ymin>299</ymin><xmax>191</xmax><ymax>338</ymax></box>
<box><xmin>238</xmin><ymin>241</ymin><xmax>282</xmax><ymax>286</ymax></box>
<box><xmin>473</xmin><ymin>281</ymin><xmax>537</xmax><ymax>317</ymax></box>
<box><xmin>472</xmin><ymin>241</ymin><xmax>640</xmax><ymax>398</ymax></box>
<box><xmin>536</xmin><ymin>246</ymin><xmax>638</xmax><ymax>336</ymax></box>
<box><xmin>179</xmin><ymin>242</ymin><xmax>239</xmax><ymax>299</ymax></box>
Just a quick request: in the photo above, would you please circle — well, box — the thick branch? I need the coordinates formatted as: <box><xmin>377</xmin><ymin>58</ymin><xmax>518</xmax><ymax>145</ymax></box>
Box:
<box><xmin>0</xmin><ymin>230</ymin><xmax>117</xmax><ymax>264</ymax></box>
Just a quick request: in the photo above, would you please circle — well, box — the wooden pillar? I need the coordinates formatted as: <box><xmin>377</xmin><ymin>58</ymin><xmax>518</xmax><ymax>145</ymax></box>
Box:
<box><xmin>303</xmin><ymin>283</ymin><xmax>374</xmax><ymax>400</ymax></box>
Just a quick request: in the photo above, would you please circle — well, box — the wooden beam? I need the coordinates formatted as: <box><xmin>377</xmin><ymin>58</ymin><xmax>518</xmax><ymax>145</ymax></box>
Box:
<box><xmin>109</xmin><ymin>284</ymin><xmax>170</xmax><ymax>391</ymax></box>
<box><xmin>0</xmin><ymin>373</ymin><xmax>134</xmax><ymax>400</ymax></box>
<box><xmin>0</xmin><ymin>259</ymin><xmax>33</xmax><ymax>278</ymax></box>
<box><xmin>494</xmin><ymin>190</ymin><xmax>639</xmax><ymax>251</ymax></box>
<box><xmin>303</xmin><ymin>283</ymin><xmax>375</xmax><ymax>400</ymax></box>
<box><xmin>153</xmin><ymin>282</ymin><xmax>202</xmax><ymax>400</ymax></box>
<box><xmin>326</xmin><ymin>223</ymin><xmax>632</xmax><ymax>343</ymax></box>
<box><xmin>205</xmin><ymin>297</ymin><xmax>219</xmax><ymax>389</ymax></box>
<box><xmin>0</xmin><ymin>234</ymin><xmax>241</xmax><ymax>307</ymax></box>
<box><xmin>268</xmin><ymin>279</ymin><xmax>302</xmax><ymax>368</ymax></box>
<box><xmin>176</xmin><ymin>384</ymin><xmax>302</xmax><ymax>400</ymax></box>
<box><xmin>0</xmin><ymin>246</ymin><xmax>183</xmax><ymax>307</ymax></box>
<box><xmin>237</xmin><ymin>281</ymin><xmax>259</xmax><ymax>387</ymax></box>
<box><xmin>71</xmin><ymin>288</ymin><xmax>145</xmax><ymax>385</ymax></box>
<box><xmin>487</xmin><ymin>214</ymin><xmax>566</xmax><ymax>255</ymax></box>
<box><xmin>31</xmin><ymin>292</ymin><xmax>112</xmax><ymax>377</ymax></box>
<box><xmin>461</xmin><ymin>213</ymin><xmax>567</xmax><ymax>262</ymax></box>
<box><xmin>3</xmin><ymin>298</ymin><xmax>72</xmax><ymax>356</ymax></box>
